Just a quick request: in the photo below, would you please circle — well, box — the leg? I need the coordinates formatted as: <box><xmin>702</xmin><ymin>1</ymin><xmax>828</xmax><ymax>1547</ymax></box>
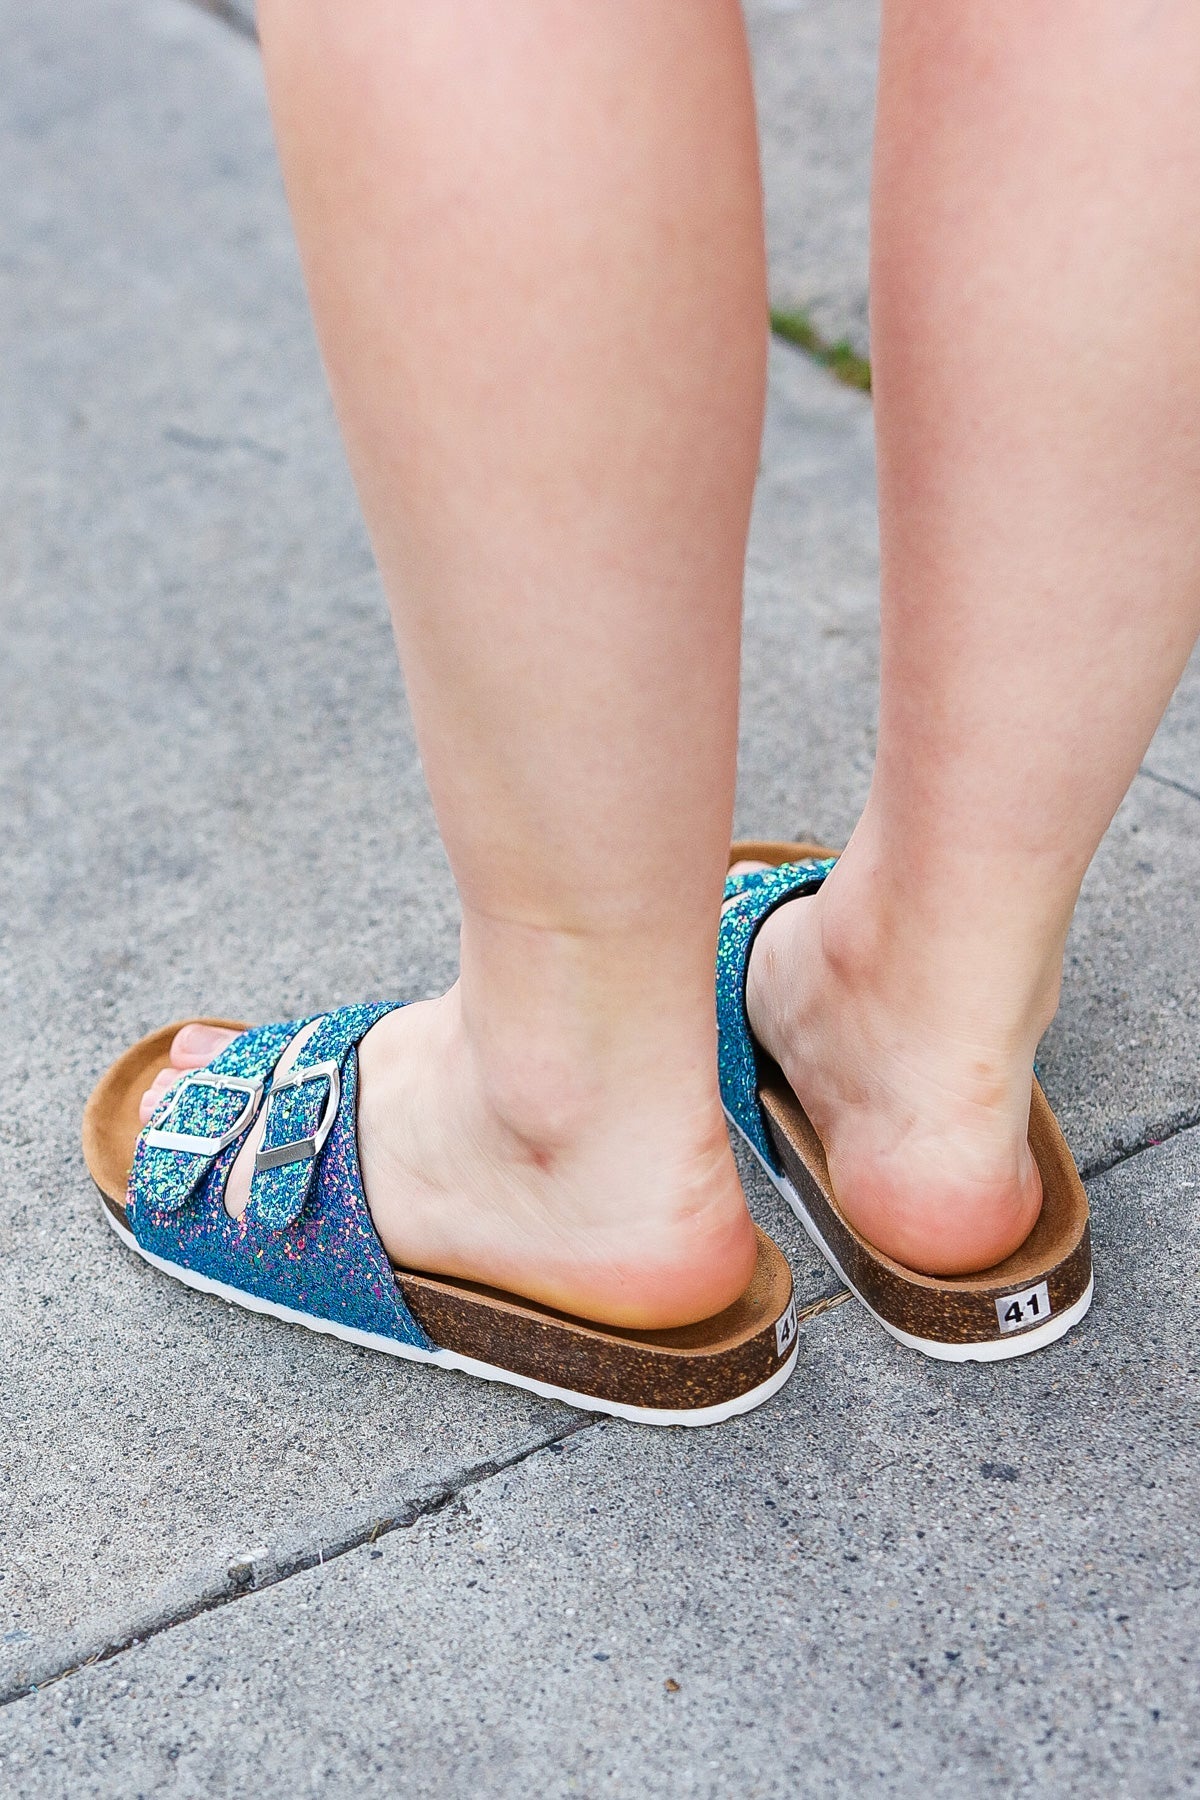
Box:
<box><xmin>143</xmin><ymin>1</ymin><xmax>767</xmax><ymax>1327</ymax></box>
<box><xmin>747</xmin><ymin>0</ymin><xmax>1200</xmax><ymax>1272</ymax></box>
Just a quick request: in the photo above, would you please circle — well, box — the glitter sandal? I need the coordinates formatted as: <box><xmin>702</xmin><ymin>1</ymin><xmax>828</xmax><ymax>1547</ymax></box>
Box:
<box><xmin>718</xmin><ymin>842</ymin><xmax>1094</xmax><ymax>1361</ymax></box>
<box><xmin>85</xmin><ymin>1004</ymin><xmax>801</xmax><ymax>1426</ymax></box>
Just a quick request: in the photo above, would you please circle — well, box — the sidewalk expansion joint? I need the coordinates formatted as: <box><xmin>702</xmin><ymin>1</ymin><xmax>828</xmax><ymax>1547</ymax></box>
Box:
<box><xmin>1079</xmin><ymin>1103</ymin><xmax>1200</xmax><ymax>1182</ymax></box>
<box><xmin>0</xmin><ymin>1414</ymin><xmax>597</xmax><ymax>1712</ymax></box>
<box><xmin>1138</xmin><ymin>764</ymin><xmax>1200</xmax><ymax>808</ymax></box>
<box><xmin>183</xmin><ymin>0</ymin><xmax>257</xmax><ymax>42</ymax></box>
<box><xmin>2</xmin><ymin>1290</ymin><xmax>853</xmax><ymax>1710</ymax></box>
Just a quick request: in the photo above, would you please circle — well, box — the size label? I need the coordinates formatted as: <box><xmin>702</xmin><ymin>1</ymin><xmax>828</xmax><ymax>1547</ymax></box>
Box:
<box><xmin>995</xmin><ymin>1280</ymin><xmax>1051</xmax><ymax>1334</ymax></box>
<box><xmin>776</xmin><ymin>1299</ymin><xmax>798</xmax><ymax>1359</ymax></box>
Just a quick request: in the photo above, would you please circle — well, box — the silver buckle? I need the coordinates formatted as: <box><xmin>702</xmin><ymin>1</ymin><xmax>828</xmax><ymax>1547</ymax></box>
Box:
<box><xmin>143</xmin><ymin>1072</ymin><xmax>263</xmax><ymax>1156</ymax></box>
<box><xmin>254</xmin><ymin>1060</ymin><xmax>341</xmax><ymax>1173</ymax></box>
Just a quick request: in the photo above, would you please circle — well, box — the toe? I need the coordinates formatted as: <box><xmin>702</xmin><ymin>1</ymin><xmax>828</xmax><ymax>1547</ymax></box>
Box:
<box><xmin>138</xmin><ymin>1066</ymin><xmax>181</xmax><ymax>1126</ymax></box>
<box><xmin>722</xmin><ymin>859</ymin><xmax>772</xmax><ymax>916</ymax></box>
<box><xmin>169</xmin><ymin>1022</ymin><xmax>239</xmax><ymax>1069</ymax></box>
<box><xmin>137</xmin><ymin>1025</ymin><xmax>240</xmax><ymax>1126</ymax></box>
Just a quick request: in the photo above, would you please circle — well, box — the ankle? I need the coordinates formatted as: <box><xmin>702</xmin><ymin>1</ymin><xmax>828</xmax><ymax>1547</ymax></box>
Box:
<box><xmin>357</xmin><ymin>976</ymin><xmax>757</xmax><ymax>1328</ymax></box>
<box><xmin>456</xmin><ymin>909</ymin><xmax>722</xmax><ymax>1150</ymax></box>
<box><xmin>809</xmin><ymin>830</ymin><xmax>1068</xmax><ymax>1067</ymax></box>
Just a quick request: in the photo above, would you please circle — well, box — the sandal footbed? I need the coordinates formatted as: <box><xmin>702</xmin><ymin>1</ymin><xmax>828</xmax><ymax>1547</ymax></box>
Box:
<box><xmin>732</xmin><ymin>843</ymin><xmax>1092</xmax><ymax>1344</ymax></box>
<box><xmin>84</xmin><ymin>1023</ymin><xmax>797</xmax><ymax>1411</ymax></box>
<box><xmin>729</xmin><ymin>838</ymin><xmax>840</xmax><ymax>868</ymax></box>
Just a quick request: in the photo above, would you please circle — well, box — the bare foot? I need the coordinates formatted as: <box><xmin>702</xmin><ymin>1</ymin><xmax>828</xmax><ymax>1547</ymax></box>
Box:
<box><xmin>138</xmin><ymin>994</ymin><xmax>757</xmax><ymax>1331</ymax></box>
<box><xmin>731</xmin><ymin>857</ymin><xmax>1045</xmax><ymax>1276</ymax></box>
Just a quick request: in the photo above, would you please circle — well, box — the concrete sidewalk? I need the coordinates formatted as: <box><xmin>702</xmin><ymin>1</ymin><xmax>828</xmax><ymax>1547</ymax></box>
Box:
<box><xmin>0</xmin><ymin>1</ymin><xmax>1196</xmax><ymax>1793</ymax></box>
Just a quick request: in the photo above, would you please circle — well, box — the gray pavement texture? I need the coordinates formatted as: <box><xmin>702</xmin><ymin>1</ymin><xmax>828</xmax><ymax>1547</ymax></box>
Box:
<box><xmin>746</xmin><ymin>0</ymin><xmax>879</xmax><ymax>354</ymax></box>
<box><xmin>0</xmin><ymin>0</ymin><xmax>1197</xmax><ymax>1795</ymax></box>
<box><xmin>2</xmin><ymin>1132</ymin><xmax>1198</xmax><ymax>1799</ymax></box>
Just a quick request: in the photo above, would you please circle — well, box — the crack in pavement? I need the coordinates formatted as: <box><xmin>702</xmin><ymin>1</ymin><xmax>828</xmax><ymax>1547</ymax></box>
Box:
<box><xmin>1138</xmin><ymin>764</ymin><xmax>1200</xmax><ymax>808</ymax></box>
<box><xmin>1</xmin><ymin>1147</ymin><xmax>1181</xmax><ymax>1707</ymax></box>
<box><xmin>0</xmin><ymin>1288</ymin><xmax>854</xmax><ymax>1710</ymax></box>
<box><xmin>1078</xmin><ymin>1103</ymin><xmax>1200</xmax><ymax>1181</ymax></box>
<box><xmin>0</xmin><ymin>1415</ymin><xmax>597</xmax><ymax>1710</ymax></box>
<box><xmin>0</xmin><ymin>1165</ymin><xmax>1179</xmax><ymax>1708</ymax></box>
<box><xmin>0</xmin><ymin>1182</ymin><xmax>1153</xmax><ymax>1710</ymax></box>
<box><xmin>184</xmin><ymin>0</ymin><xmax>256</xmax><ymax>41</ymax></box>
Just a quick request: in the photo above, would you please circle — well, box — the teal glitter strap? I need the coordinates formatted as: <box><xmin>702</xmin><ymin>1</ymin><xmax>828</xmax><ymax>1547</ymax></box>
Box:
<box><xmin>127</xmin><ymin>1003</ymin><xmax>432</xmax><ymax>1352</ymax></box>
<box><xmin>716</xmin><ymin>859</ymin><xmax>835</xmax><ymax>1169</ymax></box>
<box><xmin>722</xmin><ymin>865</ymin><xmax>787</xmax><ymax>902</ymax></box>
<box><xmin>134</xmin><ymin>1018</ymin><xmax>309</xmax><ymax>1217</ymax></box>
<box><xmin>246</xmin><ymin>1002</ymin><xmax>399</xmax><ymax>1231</ymax></box>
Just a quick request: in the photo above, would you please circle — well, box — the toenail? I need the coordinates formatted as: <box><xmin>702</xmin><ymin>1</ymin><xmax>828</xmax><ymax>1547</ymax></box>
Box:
<box><xmin>174</xmin><ymin>1023</ymin><xmax>222</xmax><ymax>1057</ymax></box>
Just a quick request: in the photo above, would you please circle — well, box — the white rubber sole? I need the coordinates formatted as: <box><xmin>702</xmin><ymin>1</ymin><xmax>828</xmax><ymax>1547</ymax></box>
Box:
<box><xmin>103</xmin><ymin>1202</ymin><xmax>798</xmax><ymax>1428</ymax></box>
<box><xmin>727</xmin><ymin>1112</ymin><xmax>1094</xmax><ymax>1363</ymax></box>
